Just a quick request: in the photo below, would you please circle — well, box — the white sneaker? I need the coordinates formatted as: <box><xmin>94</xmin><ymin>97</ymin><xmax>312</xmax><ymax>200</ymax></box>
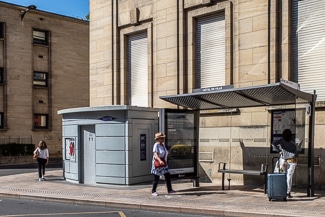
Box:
<box><xmin>151</xmin><ymin>192</ymin><xmax>159</xmax><ymax>196</ymax></box>
<box><xmin>38</xmin><ymin>178</ymin><xmax>42</xmax><ymax>182</ymax></box>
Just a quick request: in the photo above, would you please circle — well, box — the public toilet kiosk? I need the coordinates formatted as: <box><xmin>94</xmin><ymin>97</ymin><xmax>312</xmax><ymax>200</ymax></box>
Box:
<box><xmin>58</xmin><ymin>106</ymin><xmax>159</xmax><ymax>185</ymax></box>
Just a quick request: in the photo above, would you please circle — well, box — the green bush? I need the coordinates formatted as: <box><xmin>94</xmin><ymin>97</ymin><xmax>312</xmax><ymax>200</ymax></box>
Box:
<box><xmin>0</xmin><ymin>143</ymin><xmax>35</xmax><ymax>156</ymax></box>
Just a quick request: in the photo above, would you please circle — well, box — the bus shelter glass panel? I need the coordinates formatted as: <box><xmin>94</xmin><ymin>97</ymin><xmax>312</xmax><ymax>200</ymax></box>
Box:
<box><xmin>269</xmin><ymin>101</ymin><xmax>310</xmax><ymax>189</ymax></box>
<box><xmin>164</xmin><ymin>110</ymin><xmax>198</xmax><ymax>178</ymax></box>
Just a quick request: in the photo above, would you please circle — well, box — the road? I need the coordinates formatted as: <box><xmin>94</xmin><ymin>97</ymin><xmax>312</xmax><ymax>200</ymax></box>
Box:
<box><xmin>0</xmin><ymin>196</ymin><xmax>217</xmax><ymax>217</ymax></box>
<box><xmin>0</xmin><ymin>162</ymin><xmax>219</xmax><ymax>217</ymax></box>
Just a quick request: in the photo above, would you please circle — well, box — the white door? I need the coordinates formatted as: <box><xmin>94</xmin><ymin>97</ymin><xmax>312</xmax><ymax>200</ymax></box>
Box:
<box><xmin>81</xmin><ymin>125</ymin><xmax>96</xmax><ymax>184</ymax></box>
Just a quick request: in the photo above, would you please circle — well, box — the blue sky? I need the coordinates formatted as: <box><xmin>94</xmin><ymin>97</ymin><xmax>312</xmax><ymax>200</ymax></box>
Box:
<box><xmin>1</xmin><ymin>0</ymin><xmax>89</xmax><ymax>19</ymax></box>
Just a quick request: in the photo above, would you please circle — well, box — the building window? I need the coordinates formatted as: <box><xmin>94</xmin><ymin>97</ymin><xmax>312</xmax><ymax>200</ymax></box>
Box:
<box><xmin>292</xmin><ymin>0</ymin><xmax>325</xmax><ymax>101</ymax></box>
<box><xmin>0</xmin><ymin>112</ymin><xmax>3</xmax><ymax>128</ymax></box>
<box><xmin>195</xmin><ymin>13</ymin><xmax>225</xmax><ymax>88</ymax></box>
<box><xmin>0</xmin><ymin>22</ymin><xmax>4</xmax><ymax>39</ymax></box>
<box><xmin>33</xmin><ymin>114</ymin><xmax>48</xmax><ymax>129</ymax></box>
<box><xmin>33</xmin><ymin>72</ymin><xmax>48</xmax><ymax>87</ymax></box>
<box><xmin>33</xmin><ymin>30</ymin><xmax>49</xmax><ymax>45</ymax></box>
<box><xmin>0</xmin><ymin>68</ymin><xmax>3</xmax><ymax>84</ymax></box>
<box><xmin>127</xmin><ymin>32</ymin><xmax>148</xmax><ymax>107</ymax></box>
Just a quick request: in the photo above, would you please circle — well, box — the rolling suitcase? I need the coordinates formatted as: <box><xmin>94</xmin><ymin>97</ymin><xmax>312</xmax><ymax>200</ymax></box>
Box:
<box><xmin>267</xmin><ymin>173</ymin><xmax>287</xmax><ymax>201</ymax></box>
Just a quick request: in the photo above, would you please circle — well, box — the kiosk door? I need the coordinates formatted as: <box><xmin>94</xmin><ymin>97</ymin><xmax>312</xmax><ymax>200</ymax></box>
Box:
<box><xmin>159</xmin><ymin>109</ymin><xmax>199</xmax><ymax>179</ymax></box>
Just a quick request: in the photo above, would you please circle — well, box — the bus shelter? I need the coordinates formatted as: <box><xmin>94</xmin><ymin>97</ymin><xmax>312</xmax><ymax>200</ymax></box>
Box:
<box><xmin>160</xmin><ymin>80</ymin><xmax>316</xmax><ymax>197</ymax></box>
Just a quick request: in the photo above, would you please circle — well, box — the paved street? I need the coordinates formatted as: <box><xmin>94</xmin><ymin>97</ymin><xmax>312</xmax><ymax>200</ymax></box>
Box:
<box><xmin>0</xmin><ymin>196</ymin><xmax>218</xmax><ymax>217</ymax></box>
<box><xmin>0</xmin><ymin>169</ymin><xmax>324</xmax><ymax>217</ymax></box>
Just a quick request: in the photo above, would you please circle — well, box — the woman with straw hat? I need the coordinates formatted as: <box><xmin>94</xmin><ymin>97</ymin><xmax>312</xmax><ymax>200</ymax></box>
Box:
<box><xmin>150</xmin><ymin>132</ymin><xmax>176</xmax><ymax>196</ymax></box>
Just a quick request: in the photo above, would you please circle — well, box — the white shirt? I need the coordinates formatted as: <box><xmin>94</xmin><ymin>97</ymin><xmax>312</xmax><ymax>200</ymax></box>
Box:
<box><xmin>34</xmin><ymin>147</ymin><xmax>49</xmax><ymax>159</ymax></box>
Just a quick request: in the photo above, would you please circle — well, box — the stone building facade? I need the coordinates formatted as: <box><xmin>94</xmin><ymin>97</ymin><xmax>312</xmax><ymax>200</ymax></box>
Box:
<box><xmin>0</xmin><ymin>2</ymin><xmax>89</xmax><ymax>158</ymax></box>
<box><xmin>89</xmin><ymin>0</ymin><xmax>325</xmax><ymax>189</ymax></box>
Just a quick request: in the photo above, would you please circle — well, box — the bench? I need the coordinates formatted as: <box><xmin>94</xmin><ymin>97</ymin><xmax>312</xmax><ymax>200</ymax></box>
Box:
<box><xmin>218</xmin><ymin>162</ymin><xmax>268</xmax><ymax>194</ymax></box>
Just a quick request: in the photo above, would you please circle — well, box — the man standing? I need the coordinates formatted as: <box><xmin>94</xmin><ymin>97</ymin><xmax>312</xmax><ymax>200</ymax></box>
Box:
<box><xmin>272</xmin><ymin>129</ymin><xmax>297</xmax><ymax>198</ymax></box>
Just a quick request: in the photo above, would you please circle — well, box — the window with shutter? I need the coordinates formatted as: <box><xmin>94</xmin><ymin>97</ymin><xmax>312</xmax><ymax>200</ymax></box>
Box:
<box><xmin>196</xmin><ymin>13</ymin><xmax>225</xmax><ymax>88</ymax></box>
<box><xmin>292</xmin><ymin>0</ymin><xmax>325</xmax><ymax>101</ymax></box>
<box><xmin>127</xmin><ymin>33</ymin><xmax>148</xmax><ymax>107</ymax></box>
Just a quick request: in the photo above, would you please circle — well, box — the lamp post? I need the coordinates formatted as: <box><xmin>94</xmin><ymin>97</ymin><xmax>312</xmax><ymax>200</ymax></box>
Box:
<box><xmin>20</xmin><ymin>5</ymin><xmax>37</xmax><ymax>21</ymax></box>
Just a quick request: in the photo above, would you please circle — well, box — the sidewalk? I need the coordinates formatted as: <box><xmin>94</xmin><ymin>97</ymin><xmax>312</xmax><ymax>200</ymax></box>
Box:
<box><xmin>0</xmin><ymin>169</ymin><xmax>324</xmax><ymax>217</ymax></box>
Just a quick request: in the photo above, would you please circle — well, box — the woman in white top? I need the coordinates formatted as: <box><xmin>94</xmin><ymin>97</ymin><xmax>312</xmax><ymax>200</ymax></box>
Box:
<box><xmin>33</xmin><ymin>140</ymin><xmax>49</xmax><ymax>181</ymax></box>
<box><xmin>150</xmin><ymin>132</ymin><xmax>176</xmax><ymax>196</ymax></box>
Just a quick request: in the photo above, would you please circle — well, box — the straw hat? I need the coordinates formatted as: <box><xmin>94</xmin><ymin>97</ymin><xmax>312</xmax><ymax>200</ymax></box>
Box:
<box><xmin>154</xmin><ymin>132</ymin><xmax>166</xmax><ymax>140</ymax></box>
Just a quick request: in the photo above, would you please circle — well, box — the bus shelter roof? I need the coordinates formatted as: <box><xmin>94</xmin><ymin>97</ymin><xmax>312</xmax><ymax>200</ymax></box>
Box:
<box><xmin>160</xmin><ymin>81</ymin><xmax>314</xmax><ymax>110</ymax></box>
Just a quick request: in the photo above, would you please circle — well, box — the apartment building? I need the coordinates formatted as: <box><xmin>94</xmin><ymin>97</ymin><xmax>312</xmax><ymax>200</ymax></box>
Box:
<box><xmin>0</xmin><ymin>2</ymin><xmax>89</xmax><ymax>158</ymax></box>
